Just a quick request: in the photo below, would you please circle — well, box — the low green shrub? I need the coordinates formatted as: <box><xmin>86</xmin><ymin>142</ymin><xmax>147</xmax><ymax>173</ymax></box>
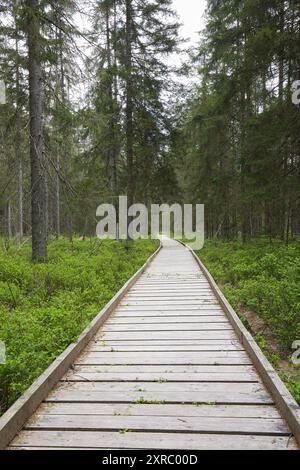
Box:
<box><xmin>197</xmin><ymin>238</ymin><xmax>300</xmax><ymax>350</ymax></box>
<box><xmin>196</xmin><ymin>237</ymin><xmax>300</xmax><ymax>403</ymax></box>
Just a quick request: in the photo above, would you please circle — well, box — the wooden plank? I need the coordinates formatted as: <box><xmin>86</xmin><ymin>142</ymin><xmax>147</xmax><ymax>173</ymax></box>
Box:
<box><xmin>76</xmin><ymin>354</ymin><xmax>251</xmax><ymax>366</ymax></box>
<box><xmin>130</xmin><ymin>287</ymin><xmax>211</xmax><ymax>292</ymax></box>
<box><xmin>135</xmin><ymin>280</ymin><xmax>208</xmax><ymax>283</ymax></box>
<box><xmin>81</xmin><ymin>351</ymin><xmax>248</xmax><ymax>360</ymax></box>
<box><xmin>117</xmin><ymin>305</ymin><xmax>221</xmax><ymax>311</ymax></box>
<box><xmin>108</xmin><ymin>316</ymin><xmax>228</xmax><ymax>324</ymax></box>
<box><xmin>36</xmin><ymin>402</ymin><xmax>281</xmax><ymax>419</ymax></box>
<box><xmin>126</xmin><ymin>293</ymin><xmax>216</xmax><ymax>298</ymax></box>
<box><xmin>11</xmin><ymin>431</ymin><xmax>297</xmax><ymax>449</ymax></box>
<box><xmin>54</xmin><ymin>381</ymin><xmax>265</xmax><ymax>394</ymax></box>
<box><xmin>92</xmin><ymin>339</ymin><xmax>242</xmax><ymax>346</ymax></box>
<box><xmin>76</xmin><ymin>357</ymin><xmax>251</xmax><ymax>366</ymax></box>
<box><xmin>70</xmin><ymin>364</ymin><xmax>256</xmax><ymax>374</ymax></box>
<box><xmin>114</xmin><ymin>309</ymin><xmax>224</xmax><ymax>316</ymax></box>
<box><xmin>87</xmin><ymin>344</ymin><xmax>245</xmax><ymax>352</ymax></box>
<box><xmin>26</xmin><ymin>414</ymin><xmax>290</xmax><ymax>436</ymax></box>
<box><xmin>130</xmin><ymin>292</ymin><xmax>212</xmax><ymax>295</ymax></box>
<box><xmin>125</xmin><ymin>297</ymin><xmax>216</xmax><ymax>302</ymax></box>
<box><xmin>102</xmin><ymin>323</ymin><xmax>232</xmax><ymax>332</ymax></box>
<box><xmin>120</xmin><ymin>300</ymin><xmax>218</xmax><ymax>306</ymax></box>
<box><xmin>133</xmin><ymin>283</ymin><xmax>209</xmax><ymax>286</ymax></box>
<box><xmin>132</xmin><ymin>286</ymin><xmax>210</xmax><ymax>290</ymax></box>
<box><xmin>96</xmin><ymin>331</ymin><xmax>237</xmax><ymax>341</ymax></box>
<box><xmin>46</xmin><ymin>390</ymin><xmax>273</xmax><ymax>405</ymax></box>
<box><xmin>62</xmin><ymin>371</ymin><xmax>258</xmax><ymax>383</ymax></box>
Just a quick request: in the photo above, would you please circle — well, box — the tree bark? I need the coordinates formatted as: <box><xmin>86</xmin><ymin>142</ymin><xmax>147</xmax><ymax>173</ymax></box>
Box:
<box><xmin>106</xmin><ymin>6</ymin><xmax>117</xmax><ymax>198</ymax></box>
<box><xmin>7</xmin><ymin>199</ymin><xmax>12</xmax><ymax>239</ymax></box>
<box><xmin>27</xmin><ymin>0</ymin><xmax>47</xmax><ymax>262</ymax></box>
<box><xmin>125</xmin><ymin>0</ymin><xmax>134</xmax><ymax>212</ymax></box>
<box><xmin>58</xmin><ymin>27</ymin><xmax>73</xmax><ymax>242</ymax></box>
<box><xmin>15</xmin><ymin>36</ymin><xmax>23</xmax><ymax>248</ymax></box>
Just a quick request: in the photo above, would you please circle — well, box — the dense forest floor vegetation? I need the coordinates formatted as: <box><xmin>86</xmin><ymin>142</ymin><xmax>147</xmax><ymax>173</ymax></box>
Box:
<box><xmin>196</xmin><ymin>238</ymin><xmax>300</xmax><ymax>404</ymax></box>
<box><xmin>0</xmin><ymin>238</ymin><xmax>158</xmax><ymax>416</ymax></box>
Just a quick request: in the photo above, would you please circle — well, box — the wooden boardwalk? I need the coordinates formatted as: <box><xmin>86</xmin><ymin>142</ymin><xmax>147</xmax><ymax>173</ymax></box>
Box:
<box><xmin>2</xmin><ymin>238</ymin><xmax>300</xmax><ymax>449</ymax></box>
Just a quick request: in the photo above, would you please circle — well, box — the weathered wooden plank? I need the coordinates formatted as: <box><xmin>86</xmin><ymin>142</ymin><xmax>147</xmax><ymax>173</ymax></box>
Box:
<box><xmin>131</xmin><ymin>288</ymin><xmax>211</xmax><ymax>292</ymax></box>
<box><xmin>133</xmin><ymin>286</ymin><xmax>210</xmax><ymax>290</ymax></box>
<box><xmin>87</xmin><ymin>344</ymin><xmax>245</xmax><ymax>352</ymax></box>
<box><xmin>114</xmin><ymin>308</ymin><xmax>224</xmax><ymax>315</ymax></box>
<box><xmin>126</xmin><ymin>294</ymin><xmax>216</xmax><ymax>298</ymax></box>
<box><xmin>97</xmin><ymin>331</ymin><xmax>237</xmax><ymax>341</ymax></box>
<box><xmin>62</xmin><ymin>371</ymin><xmax>258</xmax><ymax>383</ymax></box>
<box><xmin>26</xmin><ymin>414</ymin><xmax>290</xmax><ymax>436</ymax></box>
<box><xmin>69</xmin><ymin>364</ymin><xmax>256</xmax><ymax>374</ymax></box>
<box><xmin>46</xmin><ymin>390</ymin><xmax>273</xmax><ymax>405</ymax></box>
<box><xmin>11</xmin><ymin>431</ymin><xmax>296</xmax><ymax>450</ymax></box>
<box><xmin>135</xmin><ymin>281</ymin><xmax>208</xmax><ymax>284</ymax></box>
<box><xmin>76</xmin><ymin>354</ymin><xmax>251</xmax><ymax>366</ymax></box>
<box><xmin>125</xmin><ymin>297</ymin><xmax>217</xmax><ymax>302</ymax></box>
<box><xmin>36</xmin><ymin>402</ymin><xmax>281</xmax><ymax>419</ymax></box>
<box><xmin>120</xmin><ymin>300</ymin><xmax>218</xmax><ymax>306</ymax></box>
<box><xmin>130</xmin><ymin>285</ymin><xmax>212</xmax><ymax>289</ymax></box>
<box><xmin>130</xmin><ymin>287</ymin><xmax>211</xmax><ymax>292</ymax></box>
<box><xmin>117</xmin><ymin>305</ymin><xmax>221</xmax><ymax>311</ymax></box>
<box><xmin>54</xmin><ymin>381</ymin><xmax>265</xmax><ymax>394</ymax></box>
<box><xmin>108</xmin><ymin>316</ymin><xmax>228</xmax><ymax>324</ymax></box>
<box><xmin>93</xmin><ymin>338</ymin><xmax>242</xmax><ymax>345</ymax></box>
<box><xmin>81</xmin><ymin>351</ymin><xmax>248</xmax><ymax>360</ymax></box>
<box><xmin>102</xmin><ymin>323</ymin><xmax>232</xmax><ymax>332</ymax></box>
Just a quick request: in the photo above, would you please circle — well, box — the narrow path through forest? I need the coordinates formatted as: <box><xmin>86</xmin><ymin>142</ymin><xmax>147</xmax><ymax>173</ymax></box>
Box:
<box><xmin>4</xmin><ymin>238</ymin><xmax>300</xmax><ymax>450</ymax></box>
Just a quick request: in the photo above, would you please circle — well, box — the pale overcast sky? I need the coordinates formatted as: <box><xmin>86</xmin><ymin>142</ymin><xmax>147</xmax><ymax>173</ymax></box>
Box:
<box><xmin>172</xmin><ymin>0</ymin><xmax>207</xmax><ymax>45</ymax></box>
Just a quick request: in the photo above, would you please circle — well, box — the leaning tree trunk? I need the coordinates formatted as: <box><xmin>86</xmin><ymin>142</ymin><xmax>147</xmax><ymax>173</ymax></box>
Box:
<box><xmin>27</xmin><ymin>0</ymin><xmax>47</xmax><ymax>262</ymax></box>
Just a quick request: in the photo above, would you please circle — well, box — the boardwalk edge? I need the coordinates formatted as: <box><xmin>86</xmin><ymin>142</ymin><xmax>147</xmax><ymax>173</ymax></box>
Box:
<box><xmin>0</xmin><ymin>241</ymin><xmax>162</xmax><ymax>450</ymax></box>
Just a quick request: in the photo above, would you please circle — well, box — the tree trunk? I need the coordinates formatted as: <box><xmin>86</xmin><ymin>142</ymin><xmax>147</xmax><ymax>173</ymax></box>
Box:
<box><xmin>54</xmin><ymin>151</ymin><xmax>60</xmax><ymax>239</ymax></box>
<box><xmin>15</xmin><ymin>36</ymin><xmax>23</xmax><ymax>248</ymax></box>
<box><xmin>53</xmin><ymin>26</ymin><xmax>62</xmax><ymax>241</ymax></box>
<box><xmin>125</xmin><ymin>0</ymin><xmax>134</xmax><ymax>213</ymax></box>
<box><xmin>58</xmin><ymin>28</ymin><xmax>73</xmax><ymax>242</ymax></box>
<box><xmin>106</xmin><ymin>6</ymin><xmax>118</xmax><ymax>199</ymax></box>
<box><xmin>27</xmin><ymin>0</ymin><xmax>47</xmax><ymax>262</ymax></box>
<box><xmin>7</xmin><ymin>199</ymin><xmax>12</xmax><ymax>239</ymax></box>
<box><xmin>278</xmin><ymin>0</ymin><xmax>285</xmax><ymax>99</ymax></box>
<box><xmin>16</xmin><ymin>156</ymin><xmax>23</xmax><ymax>247</ymax></box>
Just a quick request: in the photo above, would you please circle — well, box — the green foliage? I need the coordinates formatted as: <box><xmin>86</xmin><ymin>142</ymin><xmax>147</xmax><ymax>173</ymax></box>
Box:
<box><xmin>198</xmin><ymin>238</ymin><xmax>300</xmax><ymax>403</ymax></box>
<box><xmin>281</xmin><ymin>370</ymin><xmax>300</xmax><ymax>405</ymax></box>
<box><xmin>0</xmin><ymin>237</ymin><xmax>158</xmax><ymax>416</ymax></box>
<box><xmin>197</xmin><ymin>238</ymin><xmax>300</xmax><ymax>350</ymax></box>
<box><xmin>196</xmin><ymin>237</ymin><xmax>300</xmax><ymax>403</ymax></box>
<box><xmin>174</xmin><ymin>0</ymin><xmax>300</xmax><ymax>243</ymax></box>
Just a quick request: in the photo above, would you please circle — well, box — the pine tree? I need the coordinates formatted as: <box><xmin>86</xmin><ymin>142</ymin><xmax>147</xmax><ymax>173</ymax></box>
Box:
<box><xmin>26</xmin><ymin>0</ymin><xmax>48</xmax><ymax>261</ymax></box>
<box><xmin>173</xmin><ymin>0</ymin><xmax>300</xmax><ymax>242</ymax></box>
<box><xmin>86</xmin><ymin>0</ymin><xmax>180</xmax><ymax>210</ymax></box>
